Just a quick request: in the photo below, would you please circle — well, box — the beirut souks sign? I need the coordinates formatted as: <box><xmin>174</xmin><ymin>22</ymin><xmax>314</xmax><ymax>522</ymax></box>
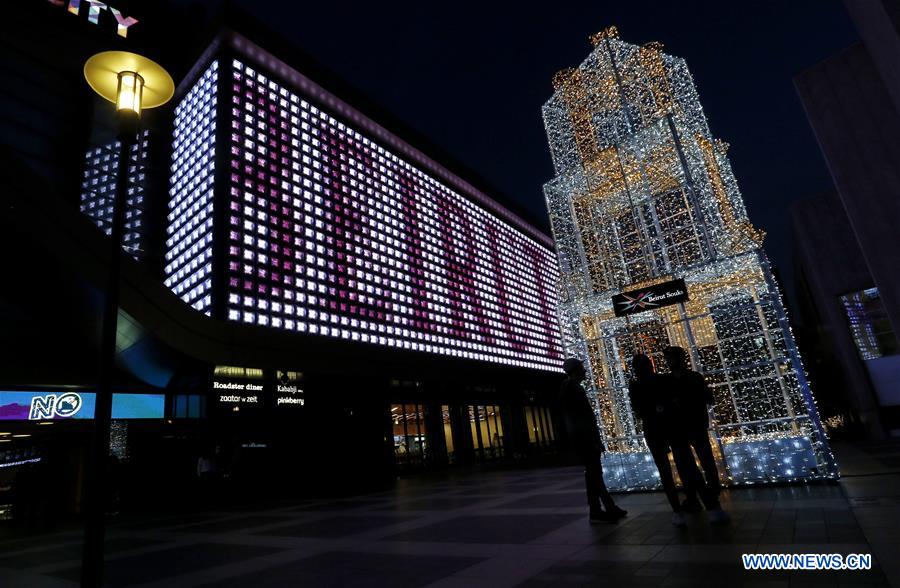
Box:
<box><xmin>541</xmin><ymin>26</ymin><xmax>837</xmax><ymax>490</ymax></box>
<box><xmin>612</xmin><ymin>278</ymin><xmax>688</xmax><ymax>317</ymax></box>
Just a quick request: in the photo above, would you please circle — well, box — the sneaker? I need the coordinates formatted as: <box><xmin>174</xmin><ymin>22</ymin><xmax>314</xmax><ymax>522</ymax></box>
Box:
<box><xmin>606</xmin><ymin>506</ymin><xmax>628</xmax><ymax>519</ymax></box>
<box><xmin>680</xmin><ymin>498</ymin><xmax>702</xmax><ymax>513</ymax></box>
<box><xmin>589</xmin><ymin>511</ymin><xmax>620</xmax><ymax>524</ymax></box>
<box><xmin>671</xmin><ymin>512</ymin><xmax>687</xmax><ymax>527</ymax></box>
<box><xmin>708</xmin><ymin>509</ymin><xmax>731</xmax><ymax>525</ymax></box>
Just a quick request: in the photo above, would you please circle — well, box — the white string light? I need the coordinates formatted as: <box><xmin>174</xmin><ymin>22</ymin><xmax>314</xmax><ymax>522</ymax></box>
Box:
<box><xmin>542</xmin><ymin>27</ymin><xmax>837</xmax><ymax>489</ymax></box>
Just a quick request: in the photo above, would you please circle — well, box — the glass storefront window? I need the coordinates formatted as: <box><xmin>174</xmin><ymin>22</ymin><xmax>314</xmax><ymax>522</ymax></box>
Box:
<box><xmin>840</xmin><ymin>288</ymin><xmax>899</xmax><ymax>360</ymax></box>
<box><xmin>525</xmin><ymin>406</ymin><xmax>555</xmax><ymax>448</ymax></box>
<box><xmin>468</xmin><ymin>405</ymin><xmax>505</xmax><ymax>460</ymax></box>
<box><xmin>174</xmin><ymin>395</ymin><xmax>206</xmax><ymax>419</ymax></box>
<box><xmin>391</xmin><ymin>403</ymin><xmax>427</xmax><ymax>467</ymax></box>
<box><xmin>441</xmin><ymin>405</ymin><xmax>455</xmax><ymax>464</ymax></box>
<box><xmin>524</xmin><ymin>406</ymin><xmax>538</xmax><ymax>444</ymax></box>
<box><xmin>542</xmin><ymin>406</ymin><xmax>556</xmax><ymax>442</ymax></box>
<box><xmin>488</xmin><ymin>406</ymin><xmax>504</xmax><ymax>454</ymax></box>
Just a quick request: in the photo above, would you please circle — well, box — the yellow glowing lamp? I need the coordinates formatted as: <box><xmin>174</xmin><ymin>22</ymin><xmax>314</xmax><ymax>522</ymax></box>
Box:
<box><xmin>116</xmin><ymin>71</ymin><xmax>143</xmax><ymax>114</ymax></box>
<box><xmin>84</xmin><ymin>51</ymin><xmax>174</xmax><ymax>118</ymax></box>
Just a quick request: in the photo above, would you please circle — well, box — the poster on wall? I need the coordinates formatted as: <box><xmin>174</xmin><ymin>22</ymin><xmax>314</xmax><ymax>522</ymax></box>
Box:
<box><xmin>612</xmin><ymin>278</ymin><xmax>689</xmax><ymax>317</ymax></box>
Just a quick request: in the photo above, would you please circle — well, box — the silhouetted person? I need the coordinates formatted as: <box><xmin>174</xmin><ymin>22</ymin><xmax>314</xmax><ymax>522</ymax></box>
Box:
<box><xmin>663</xmin><ymin>346</ymin><xmax>730</xmax><ymax>524</ymax></box>
<box><xmin>106</xmin><ymin>455</ymin><xmax>122</xmax><ymax>516</ymax></box>
<box><xmin>13</xmin><ymin>461</ymin><xmax>38</xmax><ymax>530</ymax></box>
<box><xmin>559</xmin><ymin>357</ymin><xmax>627</xmax><ymax>523</ymax></box>
<box><xmin>196</xmin><ymin>449</ymin><xmax>216</xmax><ymax>480</ymax></box>
<box><xmin>628</xmin><ymin>354</ymin><xmax>684</xmax><ymax>525</ymax></box>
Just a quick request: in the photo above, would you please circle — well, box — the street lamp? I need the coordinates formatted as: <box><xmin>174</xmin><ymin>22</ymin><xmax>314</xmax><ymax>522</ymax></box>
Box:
<box><xmin>84</xmin><ymin>51</ymin><xmax>173</xmax><ymax>133</ymax></box>
<box><xmin>81</xmin><ymin>51</ymin><xmax>173</xmax><ymax>588</ymax></box>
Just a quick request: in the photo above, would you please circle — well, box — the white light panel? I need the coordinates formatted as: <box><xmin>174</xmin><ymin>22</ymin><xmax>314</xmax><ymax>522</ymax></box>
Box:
<box><xmin>165</xmin><ymin>58</ymin><xmax>563</xmax><ymax>371</ymax></box>
<box><xmin>80</xmin><ymin>131</ymin><xmax>149</xmax><ymax>257</ymax></box>
<box><xmin>164</xmin><ymin>61</ymin><xmax>218</xmax><ymax>315</ymax></box>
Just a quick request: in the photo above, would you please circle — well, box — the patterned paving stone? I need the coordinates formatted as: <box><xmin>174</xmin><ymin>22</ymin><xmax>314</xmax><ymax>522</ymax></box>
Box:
<box><xmin>1</xmin><ymin>445</ymin><xmax>898</xmax><ymax>588</ymax></box>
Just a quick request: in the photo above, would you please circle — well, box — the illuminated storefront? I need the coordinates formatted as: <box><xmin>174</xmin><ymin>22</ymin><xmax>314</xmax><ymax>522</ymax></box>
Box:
<box><xmin>542</xmin><ymin>28</ymin><xmax>837</xmax><ymax>489</ymax></box>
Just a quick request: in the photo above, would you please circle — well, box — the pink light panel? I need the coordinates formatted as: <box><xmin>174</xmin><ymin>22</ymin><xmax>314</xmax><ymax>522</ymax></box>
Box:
<box><xmin>175</xmin><ymin>58</ymin><xmax>563</xmax><ymax>371</ymax></box>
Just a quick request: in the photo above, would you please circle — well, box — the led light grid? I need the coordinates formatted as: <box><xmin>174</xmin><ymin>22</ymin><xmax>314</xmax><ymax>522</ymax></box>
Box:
<box><xmin>225</xmin><ymin>59</ymin><xmax>561</xmax><ymax>370</ymax></box>
<box><xmin>80</xmin><ymin>130</ymin><xmax>149</xmax><ymax>257</ymax></box>
<box><xmin>164</xmin><ymin>61</ymin><xmax>218</xmax><ymax>315</ymax></box>
<box><xmin>164</xmin><ymin>57</ymin><xmax>562</xmax><ymax>370</ymax></box>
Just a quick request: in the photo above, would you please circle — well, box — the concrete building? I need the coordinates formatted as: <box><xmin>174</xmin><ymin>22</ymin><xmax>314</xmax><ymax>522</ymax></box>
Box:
<box><xmin>542</xmin><ymin>27</ymin><xmax>836</xmax><ymax>489</ymax></box>
<box><xmin>793</xmin><ymin>0</ymin><xmax>900</xmax><ymax>437</ymax></box>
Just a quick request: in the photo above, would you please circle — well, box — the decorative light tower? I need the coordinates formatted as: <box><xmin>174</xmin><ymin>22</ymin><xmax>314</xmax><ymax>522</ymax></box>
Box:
<box><xmin>542</xmin><ymin>27</ymin><xmax>837</xmax><ymax>490</ymax></box>
<box><xmin>82</xmin><ymin>51</ymin><xmax>173</xmax><ymax>588</ymax></box>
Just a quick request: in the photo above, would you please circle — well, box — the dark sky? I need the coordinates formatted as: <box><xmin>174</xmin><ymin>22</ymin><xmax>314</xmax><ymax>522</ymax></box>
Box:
<box><xmin>229</xmin><ymin>0</ymin><xmax>857</xmax><ymax>287</ymax></box>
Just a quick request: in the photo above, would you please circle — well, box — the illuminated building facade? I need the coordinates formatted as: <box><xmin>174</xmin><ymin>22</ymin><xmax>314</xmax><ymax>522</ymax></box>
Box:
<box><xmin>164</xmin><ymin>38</ymin><xmax>563</xmax><ymax>372</ymax></box>
<box><xmin>149</xmin><ymin>30</ymin><xmax>568</xmax><ymax>477</ymax></box>
<box><xmin>1</xmin><ymin>2</ymin><xmax>568</xmax><ymax>508</ymax></box>
<box><xmin>542</xmin><ymin>28</ymin><xmax>837</xmax><ymax>489</ymax></box>
<box><xmin>80</xmin><ymin>131</ymin><xmax>150</xmax><ymax>258</ymax></box>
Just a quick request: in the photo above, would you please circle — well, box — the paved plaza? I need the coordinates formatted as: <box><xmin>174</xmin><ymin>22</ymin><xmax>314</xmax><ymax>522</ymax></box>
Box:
<box><xmin>1</xmin><ymin>442</ymin><xmax>899</xmax><ymax>587</ymax></box>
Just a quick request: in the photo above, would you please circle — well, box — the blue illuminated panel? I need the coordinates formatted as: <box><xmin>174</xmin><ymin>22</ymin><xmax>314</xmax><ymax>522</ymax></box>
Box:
<box><xmin>111</xmin><ymin>394</ymin><xmax>165</xmax><ymax>419</ymax></box>
<box><xmin>0</xmin><ymin>392</ymin><xmax>165</xmax><ymax>420</ymax></box>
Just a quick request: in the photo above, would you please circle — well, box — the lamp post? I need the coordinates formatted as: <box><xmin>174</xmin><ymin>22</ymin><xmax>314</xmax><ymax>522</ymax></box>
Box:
<box><xmin>81</xmin><ymin>51</ymin><xmax>173</xmax><ymax>588</ymax></box>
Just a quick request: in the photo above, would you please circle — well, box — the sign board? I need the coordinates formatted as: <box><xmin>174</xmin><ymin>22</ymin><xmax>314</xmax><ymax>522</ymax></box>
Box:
<box><xmin>612</xmin><ymin>278</ymin><xmax>689</xmax><ymax>317</ymax></box>
<box><xmin>47</xmin><ymin>0</ymin><xmax>139</xmax><ymax>38</ymax></box>
<box><xmin>212</xmin><ymin>380</ymin><xmax>261</xmax><ymax>406</ymax></box>
<box><xmin>0</xmin><ymin>392</ymin><xmax>164</xmax><ymax>420</ymax></box>
<box><xmin>211</xmin><ymin>369</ymin><xmax>305</xmax><ymax>409</ymax></box>
<box><xmin>275</xmin><ymin>383</ymin><xmax>305</xmax><ymax>407</ymax></box>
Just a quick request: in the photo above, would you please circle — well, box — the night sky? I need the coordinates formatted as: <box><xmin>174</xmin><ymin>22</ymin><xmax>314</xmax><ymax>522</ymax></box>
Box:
<box><xmin>228</xmin><ymin>0</ymin><xmax>858</xmax><ymax>290</ymax></box>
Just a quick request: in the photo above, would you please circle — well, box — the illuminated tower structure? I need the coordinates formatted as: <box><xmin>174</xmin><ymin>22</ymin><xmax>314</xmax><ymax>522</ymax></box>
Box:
<box><xmin>542</xmin><ymin>27</ymin><xmax>837</xmax><ymax>489</ymax></box>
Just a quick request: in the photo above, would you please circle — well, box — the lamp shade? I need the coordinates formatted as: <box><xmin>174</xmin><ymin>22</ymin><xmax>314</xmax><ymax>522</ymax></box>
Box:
<box><xmin>84</xmin><ymin>51</ymin><xmax>174</xmax><ymax>110</ymax></box>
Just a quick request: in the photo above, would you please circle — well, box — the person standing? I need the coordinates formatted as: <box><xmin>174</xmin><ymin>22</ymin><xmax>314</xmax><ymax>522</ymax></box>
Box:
<box><xmin>196</xmin><ymin>449</ymin><xmax>216</xmax><ymax>480</ymax></box>
<box><xmin>662</xmin><ymin>346</ymin><xmax>730</xmax><ymax>524</ymax></box>
<box><xmin>559</xmin><ymin>357</ymin><xmax>627</xmax><ymax>523</ymax></box>
<box><xmin>628</xmin><ymin>354</ymin><xmax>686</xmax><ymax>526</ymax></box>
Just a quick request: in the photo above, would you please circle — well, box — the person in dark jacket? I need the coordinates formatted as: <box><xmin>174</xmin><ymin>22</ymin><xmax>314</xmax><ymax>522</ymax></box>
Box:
<box><xmin>560</xmin><ymin>357</ymin><xmax>627</xmax><ymax>523</ymax></box>
<box><xmin>663</xmin><ymin>346</ymin><xmax>730</xmax><ymax>524</ymax></box>
<box><xmin>628</xmin><ymin>354</ymin><xmax>685</xmax><ymax>525</ymax></box>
